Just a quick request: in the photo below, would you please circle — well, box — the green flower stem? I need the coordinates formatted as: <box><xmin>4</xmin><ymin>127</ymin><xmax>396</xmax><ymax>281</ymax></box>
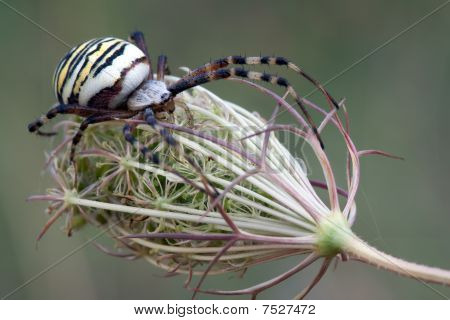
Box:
<box><xmin>161</xmin><ymin>202</ymin><xmax>307</xmax><ymax>234</ymax></box>
<box><xmin>344</xmin><ymin>234</ymin><xmax>450</xmax><ymax>286</ymax></box>
<box><xmin>65</xmin><ymin>195</ymin><xmax>308</xmax><ymax>237</ymax></box>
<box><xmin>317</xmin><ymin>211</ymin><xmax>450</xmax><ymax>286</ymax></box>
<box><xmin>119</xmin><ymin>227</ymin><xmax>310</xmax><ymax>255</ymax></box>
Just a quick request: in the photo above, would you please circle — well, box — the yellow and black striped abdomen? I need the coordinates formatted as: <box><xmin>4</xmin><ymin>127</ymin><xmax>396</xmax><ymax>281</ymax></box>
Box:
<box><xmin>53</xmin><ymin>37</ymin><xmax>149</xmax><ymax>109</ymax></box>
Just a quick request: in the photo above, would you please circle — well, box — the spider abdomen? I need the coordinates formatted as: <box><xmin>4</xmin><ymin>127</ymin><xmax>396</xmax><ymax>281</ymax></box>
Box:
<box><xmin>54</xmin><ymin>37</ymin><xmax>149</xmax><ymax>109</ymax></box>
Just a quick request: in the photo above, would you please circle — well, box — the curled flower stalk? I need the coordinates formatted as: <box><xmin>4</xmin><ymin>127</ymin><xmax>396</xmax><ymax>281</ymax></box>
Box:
<box><xmin>29</xmin><ymin>75</ymin><xmax>450</xmax><ymax>299</ymax></box>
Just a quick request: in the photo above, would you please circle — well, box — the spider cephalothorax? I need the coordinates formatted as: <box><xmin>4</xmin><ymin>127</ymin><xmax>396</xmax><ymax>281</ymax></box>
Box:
<box><xmin>28</xmin><ymin>31</ymin><xmax>339</xmax><ymax>163</ymax></box>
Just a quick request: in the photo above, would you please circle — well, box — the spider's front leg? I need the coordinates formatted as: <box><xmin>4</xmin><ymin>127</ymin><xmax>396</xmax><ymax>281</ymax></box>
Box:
<box><xmin>122</xmin><ymin>108</ymin><xmax>177</xmax><ymax>165</ymax></box>
<box><xmin>168</xmin><ymin>67</ymin><xmax>325</xmax><ymax>148</ymax></box>
<box><xmin>122</xmin><ymin>121</ymin><xmax>160</xmax><ymax>164</ymax></box>
<box><xmin>186</xmin><ymin>55</ymin><xmax>340</xmax><ymax>110</ymax></box>
<box><xmin>143</xmin><ymin>108</ymin><xmax>177</xmax><ymax>147</ymax></box>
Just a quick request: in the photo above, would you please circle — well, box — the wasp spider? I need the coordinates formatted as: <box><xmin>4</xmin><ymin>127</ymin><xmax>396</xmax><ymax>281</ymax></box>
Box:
<box><xmin>28</xmin><ymin>31</ymin><xmax>339</xmax><ymax>163</ymax></box>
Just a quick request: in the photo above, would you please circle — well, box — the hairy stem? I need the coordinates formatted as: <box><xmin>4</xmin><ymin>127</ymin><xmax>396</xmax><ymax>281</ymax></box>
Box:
<box><xmin>318</xmin><ymin>211</ymin><xmax>450</xmax><ymax>287</ymax></box>
<box><xmin>344</xmin><ymin>235</ymin><xmax>450</xmax><ymax>286</ymax></box>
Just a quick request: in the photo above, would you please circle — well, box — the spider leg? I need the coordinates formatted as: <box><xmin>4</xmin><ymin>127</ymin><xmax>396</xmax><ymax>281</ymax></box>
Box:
<box><xmin>186</xmin><ymin>55</ymin><xmax>340</xmax><ymax>110</ymax></box>
<box><xmin>70</xmin><ymin>111</ymin><xmax>137</xmax><ymax>162</ymax></box>
<box><xmin>128</xmin><ymin>31</ymin><xmax>153</xmax><ymax>80</ymax></box>
<box><xmin>27</xmin><ymin>104</ymin><xmax>111</xmax><ymax>136</ymax></box>
<box><xmin>122</xmin><ymin>108</ymin><xmax>177</xmax><ymax>165</ymax></box>
<box><xmin>122</xmin><ymin>122</ymin><xmax>160</xmax><ymax>164</ymax></box>
<box><xmin>143</xmin><ymin>108</ymin><xmax>177</xmax><ymax>147</ymax></box>
<box><xmin>168</xmin><ymin>68</ymin><xmax>324</xmax><ymax>148</ymax></box>
<box><xmin>157</xmin><ymin>55</ymin><xmax>168</xmax><ymax>81</ymax></box>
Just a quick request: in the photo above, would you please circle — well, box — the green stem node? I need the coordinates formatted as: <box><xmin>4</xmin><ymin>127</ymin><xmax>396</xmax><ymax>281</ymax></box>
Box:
<box><xmin>316</xmin><ymin>211</ymin><xmax>352</xmax><ymax>257</ymax></box>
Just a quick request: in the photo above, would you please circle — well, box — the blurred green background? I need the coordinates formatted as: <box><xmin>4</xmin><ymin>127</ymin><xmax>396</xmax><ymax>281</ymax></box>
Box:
<box><xmin>1</xmin><ymin>0</ymin><xmax>449</xmax><ymax>299</ymax></box>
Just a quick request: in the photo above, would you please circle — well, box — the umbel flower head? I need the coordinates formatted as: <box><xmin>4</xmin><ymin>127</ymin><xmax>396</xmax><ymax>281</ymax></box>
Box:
<box><xmin>30</xmin><ymin>75</ymin><xmax>450</xmax><ymax>299</ymax></box>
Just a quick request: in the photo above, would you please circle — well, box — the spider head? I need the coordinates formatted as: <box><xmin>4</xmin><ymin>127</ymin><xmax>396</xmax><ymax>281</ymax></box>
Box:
<box><xmin>127</xmin><ymin>80</ymin><xmax>172</xmax><ymax>111</ymax></box>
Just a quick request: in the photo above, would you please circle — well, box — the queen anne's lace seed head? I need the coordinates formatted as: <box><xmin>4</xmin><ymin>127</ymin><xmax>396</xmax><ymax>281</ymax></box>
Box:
<box><xmin>30</xmin><ymin>76</ymin><xmax>450</xmax><ymax>299</ymax></box>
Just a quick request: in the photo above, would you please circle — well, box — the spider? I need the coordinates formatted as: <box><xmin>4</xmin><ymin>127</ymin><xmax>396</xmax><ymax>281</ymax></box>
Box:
<box><xmin>28</xmin><ymin>31</ymin><xmax>340</xmax><ymax>164</ymax></box>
